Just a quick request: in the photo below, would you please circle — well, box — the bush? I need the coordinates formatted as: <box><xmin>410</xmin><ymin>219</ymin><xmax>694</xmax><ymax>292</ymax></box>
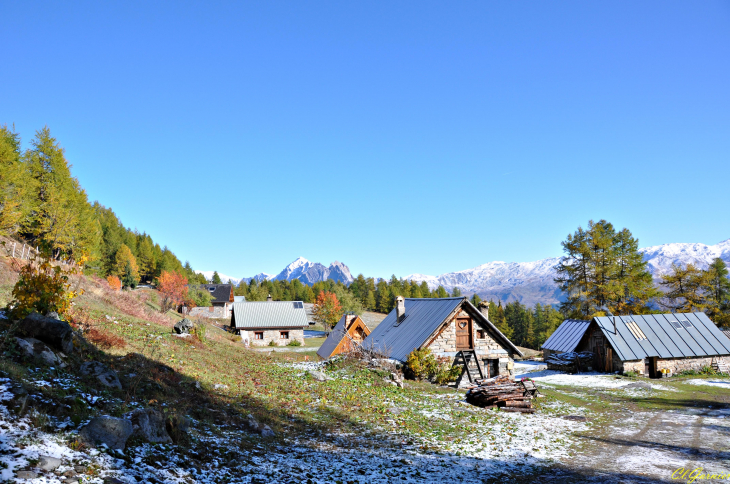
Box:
<box><xmin>268</xmin><ymin>339</ymin><xmax>277</xmax><ymax>347</ymax></box>
<box><xmin>623</xmin><ymin>370</ymin><xmax>639</xmax><ymax>377</ymax></box>
<box><xmin>9</xmin><ymin>253</ymin><xmax>85</xmax><ymax>319</ymax></box>
<box><xmin>192</xmin><ymin>322</ymin><xmax>207</xmax><ymax>344</ymax></box>
<box><xmin>404</xmin><ymin>348</ymin><xmax>463</xmax><ymax>384</ymax></box>
<box><xmin>287</xmin><ymin>340</ymin><xmax>302</xmax><ymax>347</ymax></box>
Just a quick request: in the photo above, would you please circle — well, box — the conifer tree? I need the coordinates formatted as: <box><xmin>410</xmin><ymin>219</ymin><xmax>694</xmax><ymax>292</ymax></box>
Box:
<box><xmin>555</xmin><ymin>220</ymin><xmax>655</xmax><ymax>318</ymax></box>
<box><xmin>470</xmin><ymin>293</ymin><xmax>482</xmax><ymax>307</ymax></box>
<box><xmin>365</xmin><ymin>290</ymin><xmax>376</xmax><ymax>310</ymax></box>
<box><xmin>706</xmin><ymin>258</ymin><xmax>730</xmax><ymax>325</ymax></box>
<box><xmin>452</xmin><ymin>287</ymin><xmax>462</xmax><ymax>297</ymax></box>
<box><xmin>0</xmin><ymin>125</ymin><xmax>34</xmax><ymax>236</ymax></box>
<box><xmin>659</xmin><ymin>263</ymin><xmax>709</xmax><ymax>312</ymax></box>
<box><xmin>114</xmin><ymin>244</ymin><xmax>139</xmax><ymax>287</ymax></box>
<box><xmin>212</xmin><ymin>271</ymin><xmax>222</xmax><ymax>284</ymax></box>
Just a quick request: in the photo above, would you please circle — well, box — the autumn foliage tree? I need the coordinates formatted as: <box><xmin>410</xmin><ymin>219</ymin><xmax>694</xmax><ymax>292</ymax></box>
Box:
<box><xmin>106</xmin><ymin>275</ymin><xmax>122</xmax><ymax>291</ymax></box>
<box><xmin>312</xmin><ymin>291</ymin><xmax>343</xmax><ymax>331</ymax></box>
<box><xmin>114</xmin><ymin>244</ymin><xmax>139</xmax><ymax>289</ymax></box>
<box><xmin>158</xmin><ymin>271</ymin><xmax>188</xmax><ymax>313</ymax></box>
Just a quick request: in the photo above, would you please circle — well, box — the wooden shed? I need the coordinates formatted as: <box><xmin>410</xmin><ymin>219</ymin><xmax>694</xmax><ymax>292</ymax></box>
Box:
<box><xmin>317</xmin><ymin>314</ymin><xmax>371</xmax><ymax>359</ymax></box>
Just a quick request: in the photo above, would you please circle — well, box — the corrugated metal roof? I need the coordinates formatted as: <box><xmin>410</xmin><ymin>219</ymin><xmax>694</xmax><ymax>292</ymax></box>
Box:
<box><xmin>594</xmin><ymin>312</ymin><xmax>730</xmax><ymax>360</ymax></box>
<box><xmin>317</xmin><ymin>315</ymin><xmax>370</xmax><ymax>360</ymax></box>
<box><xmin>362</xmin><ymin>297</ymin><xmax>523</xmax><ymax>362</ymax></box>
<box><xmin>541</xmin><ymin>319</ymin><xmax>590</xmax><ymax>353</ymax></box>
<box><xmin>231</xmin><ymin>301</ymin><xmax>308</xmax><ymax>329</ymax></box>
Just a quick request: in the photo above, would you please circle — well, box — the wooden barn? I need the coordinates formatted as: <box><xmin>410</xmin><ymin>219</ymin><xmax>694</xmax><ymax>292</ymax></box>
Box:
<box><xmin>316</xmin><ymin>314</ymin><xmax>371</xmax><ymax>360</ymax></box>
<box><xmin>363</xmin><ymin>296</ymin><xmax>523</xmax><ymax>378</ymax></box>
<box><xmin>543</xmin><ymin>312</ymin><xmax>730</xmax><ymax>377</ymax></box>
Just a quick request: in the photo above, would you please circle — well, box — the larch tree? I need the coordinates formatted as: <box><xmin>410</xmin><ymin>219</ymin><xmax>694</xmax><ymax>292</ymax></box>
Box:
<box><xmin>0</xmin><ymin>125</ymin><xmax>34</xmax><ymax>236</ymax></box>
<box><xmin>705</xmin><ymin>257</ymin><xmax>730</xmax><ymax>325</ymax></box>
<box><xmin>114</xmin><ymin>244</ymin><xmax>140</xmax><ymax>288</ymax></box>
<box><xmin>555</xmin><ymin>220</ymin><xmax>655</xmax><ymax>318</ymax></box>
<box><xmin>659</xmin><ymin>263</ymin><xmax>709</xmax><ymax>312</ymax></box>
<box><xmin>212</xmin><ymin>271</ymin><xmax>222</xmax><ymax>284</ymax></box>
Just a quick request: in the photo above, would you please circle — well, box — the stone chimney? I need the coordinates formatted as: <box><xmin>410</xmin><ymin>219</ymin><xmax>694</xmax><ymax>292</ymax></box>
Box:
<box><xmin>267</xmin><ymin>294</ymin><xmax>272</xmax><ymax>302</ymax></box>
<box><xmin>395</xmin><ymin>296</ymin><xmax>406</xmax><ymax>321</ymax></box>
<box><xmin>478</xmin><ymin>301</ymin><xmax>489</xmax><ymax>320</ymax></box>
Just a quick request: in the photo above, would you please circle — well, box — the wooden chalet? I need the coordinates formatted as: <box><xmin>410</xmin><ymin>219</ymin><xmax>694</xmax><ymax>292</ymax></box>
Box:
<box><xmin>317</xmin><ymin>314</ymin><xmax>371</xmax><ymax>360</ymax></box>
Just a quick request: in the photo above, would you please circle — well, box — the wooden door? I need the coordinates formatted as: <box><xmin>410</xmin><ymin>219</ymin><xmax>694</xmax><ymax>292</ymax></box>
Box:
<box><xmin>456</xmin><ymin>318</ymin><xmax>472</xmax><ymax>350</ymax></box>
<box><xmin>590</xmin><ymin>330</ymin><xmax>606</xmax><ymax>372</ymax></box>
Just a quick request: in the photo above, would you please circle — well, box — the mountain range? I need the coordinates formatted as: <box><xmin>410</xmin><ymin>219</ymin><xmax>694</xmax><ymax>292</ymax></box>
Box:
<box><xmin>405</xmin><ymin>239</ymin><xmax>730</xmax><ymax>306</ymax></box>
<box><xmin>197</xmin><ymin>257</ymin><xmax>353</xmax><ymax>287</ymax></box>
<box><xmin>198</xmin><ymin>239</ymin><xmax>730</xmax><ymax>307</ymax></box>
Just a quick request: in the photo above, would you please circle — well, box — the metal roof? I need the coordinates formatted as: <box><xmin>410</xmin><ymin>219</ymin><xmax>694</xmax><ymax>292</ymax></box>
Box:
<box><xmin>231</xmin><ymin>301</ymin><xmax>308</xmax><ymax>329</ymax></box>
<box><xmin>191</xmin><ymin>284</ymin><xmax>233</xmax><ymax>304</ymax></box>
<box><xmin>317</xmin><ymin>315</ymin><xmax>370</xmax><ymax>360</ymax></box>
<box><xmin>593</xmin><ymin>312</ymin><xmax>730</xmax><ymax>361</ymax></box>
<box><xmin>362</xmin><ymin>297</ymin><xmax>523</xmax><ymax>362</ymax></box>
<box><xmin>541</xmin><ymin>319</ymin><xmax>590</xmax><ymax>353</ymax></box>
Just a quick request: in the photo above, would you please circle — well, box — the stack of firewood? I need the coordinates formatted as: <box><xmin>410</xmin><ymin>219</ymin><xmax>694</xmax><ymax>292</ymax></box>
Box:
<box><xmin>464</xmin><ymin>375</ymin><xmax>536</xmax><ymax>413</ymax></box>
<box><xmin>545</xmin><ymin>351</ymin><xmax>594</xmax><ymax>373</ymax></box>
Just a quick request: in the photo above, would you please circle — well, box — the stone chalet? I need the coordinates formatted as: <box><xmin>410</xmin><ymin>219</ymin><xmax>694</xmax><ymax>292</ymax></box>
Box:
<box><xmin>362</xmin><ymin>297</ymin><xmax>523</xmax><ymax>378</ymax></box>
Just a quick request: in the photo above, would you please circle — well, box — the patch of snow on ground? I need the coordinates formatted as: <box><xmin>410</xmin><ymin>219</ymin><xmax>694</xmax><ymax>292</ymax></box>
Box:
<box><xmin>516</xmin><ymin>370</ymin><xmax>672</xmax><ymax>391</ymax></box>
<box><xmin>685</xmin><ymin>378</ymin><xmax>730</xmax><ymax>388</ymax></box>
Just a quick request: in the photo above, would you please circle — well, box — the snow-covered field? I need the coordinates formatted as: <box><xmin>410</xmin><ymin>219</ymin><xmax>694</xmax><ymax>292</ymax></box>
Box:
<box><xmin>685</xmin><ymin>378</ymin><xmax>730</xmax><ymax>388</ymax></box>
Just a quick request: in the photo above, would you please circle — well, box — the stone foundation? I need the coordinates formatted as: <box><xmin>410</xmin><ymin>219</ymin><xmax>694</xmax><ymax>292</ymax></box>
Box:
<box><xmin>622</xmin><ymin>356</ymin><xmax>730</xmax><ymax>375</ymax></box>
<box><xmin>239</xmin><ymin>328</ymin><xmax>304</xmax><ymax>347</ymax></box>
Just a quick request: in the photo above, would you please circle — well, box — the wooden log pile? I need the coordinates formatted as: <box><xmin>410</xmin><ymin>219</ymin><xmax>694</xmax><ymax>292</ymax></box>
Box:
<box><xmin>545</xmin><ymin>351</ymin><xmax>594</xmax><ymax>373</ymax></box>
<box><xmin>464</xmin><ymin>375</ymin><xmax>536</xmax><ymax>413</ymax></box>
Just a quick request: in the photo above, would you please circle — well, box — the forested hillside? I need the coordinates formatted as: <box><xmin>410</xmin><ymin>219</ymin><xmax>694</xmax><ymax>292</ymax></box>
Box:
<box><xmin>0</xmin><ymin>125</ymin><xmax>197</xmax><ymax>286</ymax></box>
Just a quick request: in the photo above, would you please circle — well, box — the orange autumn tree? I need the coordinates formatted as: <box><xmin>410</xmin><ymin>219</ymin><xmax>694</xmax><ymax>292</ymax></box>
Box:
<box><xmin>158</xmin><ymin>271</ymin><xmax>188</xmax><ymax>313</ymax></box>
<box><xmin>312</xmin><ymin>291</ymin><xmax>343</xmax><ymax>332</ymax></box>
<box><xmin>106</xmin><ymin>275</ymin><xmax>122</xmax><ymax>291</ymax></box>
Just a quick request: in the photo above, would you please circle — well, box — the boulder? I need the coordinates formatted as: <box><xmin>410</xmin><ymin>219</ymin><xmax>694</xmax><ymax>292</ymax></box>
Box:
<box><xmin>129</xmin><ymin>408</ymin><xmax>172</xmax><ymax>444</ymax></box>
<box><xmin>17</xmin><ymin>311</ymin><xmax>74</xmax><ymax>354</ymax></box>
<box><xmin>246</xmin><ymin>413</ymin><xmax>275</xmax><ymax>437</ymax></box>
<box><xmin>174</xmin><ymin>318</ymin><xmax>194</xmax><ymax>335</ymax></box>
<box><xmin>309</xmin><ymin>370</ymin><xmax>330</xmax><ymax>382</ymax></box>
<box><xmin>80</xmin><ymin>361</ymin><xmax>122</xmax><ymax>390</ymax></box>
<box><xmin>79</xmin><ymin>416</ymin><xmax>133</xmax><ymax>450</ymax></box>
<box><xmin>15</xmin><ymin>338</ymin><xmax>65</xmax><ymax>367</ymax></box>
<box><xmin>38</xmin><ymin>455</ymin><xmax>62</xmax><ymax>471</ymax></box>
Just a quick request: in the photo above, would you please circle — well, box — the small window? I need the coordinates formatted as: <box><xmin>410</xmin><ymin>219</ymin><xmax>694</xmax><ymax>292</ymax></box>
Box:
<box><xmin>254</xmin><ymin>332</ymin><xmax>264</xmax><ymax>340</ymax></box>
<box><xmin>208</xmin><ymin>287</ymin><xmax>216</xmax><ymax>292</ymax></box>
<box><xmin>477</xmin><ymin>330</ymin><xmax>485</xmax><ymax>339</ymax></box>
<box><xmin>293</xmin><ymin>302</ymin><xmax>303</xmax><ymax>309</ymax></box>
<box><xmin>280</xmin><ymin>331</ymin><xmax>289</xmax><ymax>339</ymax></box>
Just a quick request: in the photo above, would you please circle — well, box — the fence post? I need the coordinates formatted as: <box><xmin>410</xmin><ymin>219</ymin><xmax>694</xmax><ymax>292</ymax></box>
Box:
<box><xmin>11</xmin><ymin>242</ymin><xmax>15</xmax><ymax>258</ymax></box>
<box><xmin>21</xmin><ymin>244</ymin><xmax>26</xmax><ymax>259</ymax></box>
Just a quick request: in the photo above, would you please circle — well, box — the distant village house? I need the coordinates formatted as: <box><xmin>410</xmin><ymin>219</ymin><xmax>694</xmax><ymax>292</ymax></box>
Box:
<box><xmin>230</xmin><ymin>300</ymin><xmax>308</xmax><ymax>346</ymax></box>
<box><xmin>187</xmin><ymin>284</ymin><xmax>234</xmax><ymax>318</ymax></box>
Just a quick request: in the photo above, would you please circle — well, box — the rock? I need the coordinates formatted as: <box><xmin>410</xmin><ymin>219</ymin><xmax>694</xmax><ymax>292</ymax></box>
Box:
<box><xmin>79</xmin><ymin>416</ymin><xmax>133</xmax><ymax>450</ymax></box>
<box><xmin>309</xmin><ymin>370</ymin><xmax>330</xmax><ymax>382</ymax></box>
<box><xmin>260</xmin><ymin>425</ymin><xmax>275</xmax><ymax>437</ymax></box>
<box><xmin>246</xmin><ymin>414</ymin><xmax>275</xmax><ymax>437</ymax></box>
<box><xmin>15</xmin><ymin>337</ymin><xmax>66</xmax><ymax>367</ymax></box>
<box><xmin>16</xmin><ymin>470</ymin><xmax>39</xmax><ymax>479</ymax></box>
<box><xmin>562</xmin><ymin>415</ymin><xmax>588</xmax><ymax>422</ymax></box>
<box><xmin>104</xmin><ymin>478</ymin><xmax>125</xmax><ymax>484</ymax></box>
<box><xmin>214</xmin><ymin>384</ymin><xmax>229</xmax><ymax>391</ymax></box>
<box><xmin>174</xmin><ymin>318</ymin><xmax>194</xmax><ymax>335</ymax></box>
<box><xmin>38</xmin><ymin>455</ymin><xmax>62</xmax><ymax>471</ymax></box>
<box><xmin>624</xmin><ymin>382</ymin><xmax>652</xmax><ymax>390</ymax></box>
<box><xmin>396</xmin><ymin>381</ymin><xmax>405</xmax><ymax>389</ymax></box>
<box><xmin>129</xmin><ymin>408</ymin><xmax>172</xmax><ymax>444</ymax></box>
<box><xmin>63</xmin><ymin>470</ymin><xmax>78</xmax><ymax>477</ymax></box>
<box><xmin>17</xmin><ymin>311</ymin><xmax>74</xmax><ymax>354</ymax></box>
<box><xmin>45</xmin><ymin>311</ymin><xmax>60</xmax><ymax>320</ymax></box>
<box><xmin>80</xmin><ymin>361</ymin><xmax>122</xmax><ymax>390</ymax></box>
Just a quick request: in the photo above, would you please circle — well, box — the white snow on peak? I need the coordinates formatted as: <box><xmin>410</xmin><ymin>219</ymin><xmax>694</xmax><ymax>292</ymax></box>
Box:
<box><xmin>195</xmin><ymin>271</ymin><xmax>244</xmax><ymax>285</ymax></box>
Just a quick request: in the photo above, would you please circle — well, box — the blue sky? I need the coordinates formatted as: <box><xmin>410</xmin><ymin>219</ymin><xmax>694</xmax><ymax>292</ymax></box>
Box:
<box><xmin>2</xmin><ymin>1</ymin><xmax>729</xmax><ymax>278</ymax></box>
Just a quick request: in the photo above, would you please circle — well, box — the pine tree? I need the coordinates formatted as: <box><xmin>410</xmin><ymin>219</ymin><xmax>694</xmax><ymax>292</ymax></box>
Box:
<box><xmin>435</xmin><ymin>286</ymin><xmax>448</xmax><ymax>298</ymax></box>
<box><xmin>122</xmin><ymin>261</ymin><xmax>137</xmax><ymax>289</ymax></box>
<box><xmin>419</xmin><ymin>281</ymin><xmax>430</xmax><ymax>298</ymax></box>
<box><xmin>452</xmin><ymin>287</ymin><xmax>462</xmax><ymax>297</ymax></box>
<box><xmin>612</xmin><ymin>228</ymin><xmax>659</xmax><ymax>313</ymax></box>
<box><xmin>365</xmin><ymin>290</ymin><xmax>376</xmax><ymax>310</ymax></box>
<box><xmin>470</xmin><ymin>293</ymin><xmax>482</xmax><ymax>307</ymax></box>
<box><xmin>489</xmin><ymin>300</ymin><xmax>511</xmax><ymax>339</ymax></box>
<box><xmin>212</xmin><ymin>271</ymin><xmax>222</xmax><ymax>284</ymax></box>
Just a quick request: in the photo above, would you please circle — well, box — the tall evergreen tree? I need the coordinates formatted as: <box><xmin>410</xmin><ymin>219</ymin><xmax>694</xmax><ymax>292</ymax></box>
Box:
<box><xmin>555</xmin><ymin>220</ymin><xmax>655</xmax><ymax>318</ymax></box>
<box><xmin>212</xmin><ymin>271</ymin><xmax>222</xmax><ymax>284</ymax></box>
<box><xmin>706</xmin><ymin>258</ymin><xmax>730</xmax><ymax>325</ymax></box>
<box><xmin>470</xmin><ymin>293</ymin><xmax>482</xmax><ymax>307</ymax></box>
<box><xmin>0</xmin><ymin>125</ymin><xmax>34</xmax><ymax>236</ymax></box>
<box><xmin>659</xmin><ymin>263</ymin><xmax>709</xmax><ymax>312</ymax></box>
